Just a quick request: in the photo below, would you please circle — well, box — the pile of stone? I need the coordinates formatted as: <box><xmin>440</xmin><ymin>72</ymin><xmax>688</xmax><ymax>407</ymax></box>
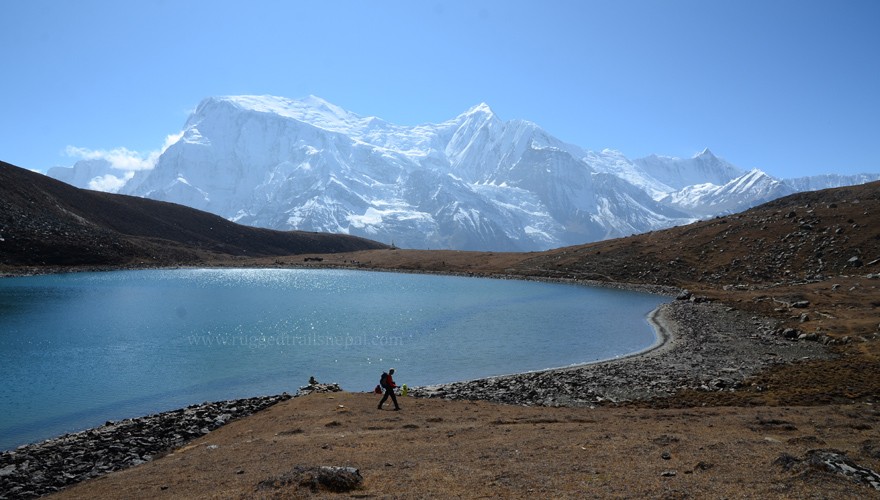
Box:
<box><xmin>296</xmin><ymin>376</ymin><xmax>343</xmax><ymax>396</ymax></box>
<box><xmin>0</xmin><ymin>394</ymin><xmax>290</xmax><ymax>499</ymax></box>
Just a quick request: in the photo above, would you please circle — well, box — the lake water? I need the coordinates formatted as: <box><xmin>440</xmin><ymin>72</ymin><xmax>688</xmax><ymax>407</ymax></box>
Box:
<box><xmin>0</xmin><ymin>268</ymin><xmax>667</xmax><ymax>450</ymax></box>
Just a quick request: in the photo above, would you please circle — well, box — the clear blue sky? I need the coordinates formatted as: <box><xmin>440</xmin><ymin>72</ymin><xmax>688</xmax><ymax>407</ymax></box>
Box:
<box><xmin>3</xmin><ymin>0</ymin><xmax>878</xmax><ymax>178</ymax></box>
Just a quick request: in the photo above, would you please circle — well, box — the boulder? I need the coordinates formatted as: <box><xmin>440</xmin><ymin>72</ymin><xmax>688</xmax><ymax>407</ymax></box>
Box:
<box><xmin>776</xmin><ymin>450</ymin><xmax>880</xmax><ymax>491</ymax></box>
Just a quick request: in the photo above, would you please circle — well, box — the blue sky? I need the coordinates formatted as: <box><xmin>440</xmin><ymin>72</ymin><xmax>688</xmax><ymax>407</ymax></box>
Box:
<box><xmin>2</xmin><ymin>0</ymin><xmax>878</xmax><ymax>178</ymax></box>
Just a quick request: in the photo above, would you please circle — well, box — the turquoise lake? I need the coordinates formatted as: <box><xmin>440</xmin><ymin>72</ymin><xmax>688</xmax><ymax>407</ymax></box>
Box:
<box><xmin>0</xmin><ymin>268</ymin><xmax>668</xmax><ymax>450</ymax></box>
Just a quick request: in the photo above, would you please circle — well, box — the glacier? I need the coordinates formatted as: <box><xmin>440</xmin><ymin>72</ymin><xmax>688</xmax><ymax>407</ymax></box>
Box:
<box><xmin>48</xmin><ymin>95</ymin><xmax>880</xmax><ymax>251</ymax></box>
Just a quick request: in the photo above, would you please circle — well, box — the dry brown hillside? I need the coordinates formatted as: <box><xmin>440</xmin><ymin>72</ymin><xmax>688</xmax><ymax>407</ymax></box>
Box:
<box><xmin>518</xmin><ymin>181</ymin><xmax>879</xmax><ymax>286</ymax></box>
<box><xmin>0</xmin><ymin>161</ymin><xmax>387</xmax><ymax>269</ymax></box>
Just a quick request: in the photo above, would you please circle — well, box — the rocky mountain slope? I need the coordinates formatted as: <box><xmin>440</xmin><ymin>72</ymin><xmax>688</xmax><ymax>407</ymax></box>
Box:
<box><xmin>48</xmin><ymin>95</ymin><xmax>880</xmax><ymax>251</ymax></box>
<box><xmin>0</xmin><ymin>161</ymin><xmax>387</xmax><ymax>269</ymax></box>
<box><xmin>517</xmin><ymin>180</ymin><xmax>880</xmax><ymax>287</ymax></box>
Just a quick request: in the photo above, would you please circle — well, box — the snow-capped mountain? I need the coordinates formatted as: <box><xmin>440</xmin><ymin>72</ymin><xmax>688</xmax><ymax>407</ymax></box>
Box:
<box><xmin>630</xmin><ymin>149</ymin><xmax>744</xmax><ymax>198</ymax></box>
<box><xmin>47</xmin><ymin>159</ymin><xmax>130</xmax><ymax>193</ymax></box>
<box><xmin>783</xmin><ymin>173</ymin><xmax>880</xmax><ymax>192</ymax></box>
<box><xmin>659</xmin><ymin>168</ymin><xmax>793</xmax><ymax>217</ymax></box>
<box><xmin>49</xmin><ymin>95</ymin><xmax>880</xmax><ymax>251</ymax></box>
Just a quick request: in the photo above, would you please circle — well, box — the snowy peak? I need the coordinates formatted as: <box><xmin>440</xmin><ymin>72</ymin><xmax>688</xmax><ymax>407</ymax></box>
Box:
<box><xmin>47</xmin><ymin>95</ymin><xmax>879</xmax><ymax>252</ymax></box>
<box><xmin>461</xmin><ymin>102</ymin><xmax>495</xmax><ymax>117</ymax></box>
<box><xmin>47</xmin><ymin>159</ymin><xmax>132</xmax><ymax>193</ymax></box>
<box><xmin>450</xmin><ymin>102</ymin><xmax>500</xmax><ymax>132</ymax></box>
<box><xmin>694</xmin><ymin>147</ymin><xmax>716</xmax><ymax>159</ymax></box>
<box><xmin>193</xmin><ymin>95</ymin><xmax>375</xmax><ymax>139</ymax></box>
<box><xmin>784</xmin><ymin>173</ymin><xmax>880</xmax><ymax>192</ymax></box>
<box><xmin>220</xmin><ymin>94</ymin><xmax>354</xmax><ymax>121</ymax></box>
<box><xmin>662</xmin><ymin>168</ymin><xmax>790</xmax><ymax>216</ymax></box>
<box><xmin>633</xmin><ymin>149</ymin><xmax>744</xmax><ymax>193</ymax></box>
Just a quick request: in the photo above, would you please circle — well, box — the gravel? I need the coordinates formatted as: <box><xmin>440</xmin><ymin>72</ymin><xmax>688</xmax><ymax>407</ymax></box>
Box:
<box><xmin>0</xmin><ymin>395</ymin><xmax>291</xmax><ymax>499</ymax></box>
<box><xmin>411</xmin><ymin>300</ymin><xmax>834</xmax><ymax>406</ymax></box>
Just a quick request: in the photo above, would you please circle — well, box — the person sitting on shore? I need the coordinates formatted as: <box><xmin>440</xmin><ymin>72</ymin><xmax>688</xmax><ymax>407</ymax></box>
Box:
<box><xmin>378</xmin><ymin>368</ymin><xmax>400</xmax><ymax>411</ymax></box>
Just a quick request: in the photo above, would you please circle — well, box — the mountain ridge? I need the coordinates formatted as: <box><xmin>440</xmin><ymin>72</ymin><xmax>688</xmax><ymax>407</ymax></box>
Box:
<box><xmin>0</xmin><ymin>161</ymin><xmax>387</xmax><ymax>268</ymax></box>
<box><xmin>48</xmin><ymin>95</ymin><xmax>880</xmax><ymax>251</ymax></box>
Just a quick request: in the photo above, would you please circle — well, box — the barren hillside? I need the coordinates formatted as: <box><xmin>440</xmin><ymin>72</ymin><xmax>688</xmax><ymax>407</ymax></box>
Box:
<box><xmin>0</xmin><ymin>161</ymin><xmax>387</xmax><ymax>269</ymax></box>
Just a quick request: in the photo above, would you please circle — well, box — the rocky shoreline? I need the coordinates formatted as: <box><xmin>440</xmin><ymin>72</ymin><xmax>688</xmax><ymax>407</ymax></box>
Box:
<box><xmin>0</xmin><ymin>395</ymin><xmax>291</xmax><ymax>499</ymax></box>
<box><xmin>410</xmin><ymin>299</ymin><xmax>834</xmax><ymax>406</ymax></box>
<box><xmin>0</xmin><ymin>297</ymin><xmax>836</xmax><ymax>499</ymax></box>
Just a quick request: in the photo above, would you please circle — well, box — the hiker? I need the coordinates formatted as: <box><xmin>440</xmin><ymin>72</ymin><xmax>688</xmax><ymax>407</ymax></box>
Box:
<box><xmin>378</xmin><ymin>368</ymin><xmax>400</xmax><ymax>410</ymax></box>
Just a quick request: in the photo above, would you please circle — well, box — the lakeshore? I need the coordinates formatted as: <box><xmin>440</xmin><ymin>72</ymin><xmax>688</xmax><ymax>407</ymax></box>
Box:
<box><xmin>411</xmin><ymin>299</ymin><xmax>833</xmax><ymax>406</ymax></box>
<box><xmin>5</xmin><ymin>295</ymin><xmax>876</xmax><ymax>498</ymax></box>
<box><xmin>0</xmin><ymin>267</ymin><xmax>667</xmax><ymax>452</ymax></box>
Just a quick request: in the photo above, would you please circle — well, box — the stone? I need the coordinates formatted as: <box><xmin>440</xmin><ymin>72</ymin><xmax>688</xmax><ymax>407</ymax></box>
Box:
<box><xmin>257</xmin><ymin>466</ymin><xmax>363</xmax><ymax>493</ymax></box>
<box><xmin>297</xmin><ymin>380</ymin><xmax>343</xmax><ymax>396</ymax></box>
<box><xmin>0</xmin><ymin>394</ymin><xmax>291</xmax><ymax>499</ymax></box>
<box><xmin>694</xmin><ymin>461</ymin><xmax>713</xmax><ymax>472</ymax></box>
<box><xmin>807</xmin><ymin>450</ymin><xmax>880</xmax><ymax>491</ymax></box>
<box><xmin>776</xmin><ymin>449</ymin><xmax>880</xmax><ymax>491</ymax></box>
<box><xmin>781</xmin><ymin>328</ymin><xmax>800</xmax><ymax>339</ymax></box>
<box><xmin>709</xmin><ymin>378</ymin><xmax>734</xmax><ymax>390</ymax></box>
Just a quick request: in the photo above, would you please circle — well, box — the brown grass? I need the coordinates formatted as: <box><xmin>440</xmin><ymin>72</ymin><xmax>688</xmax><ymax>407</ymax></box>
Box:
<box><xmin>55</xmin><ymin>393</ymin><xmax>879</xmax><ymax>499</ymax></box>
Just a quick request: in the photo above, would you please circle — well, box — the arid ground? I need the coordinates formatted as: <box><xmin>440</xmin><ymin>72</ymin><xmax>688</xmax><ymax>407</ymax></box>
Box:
<box><xmin>54</xmin><ymin>392</ymin><xmax>878</xmax><ymax>499</ymax></box>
